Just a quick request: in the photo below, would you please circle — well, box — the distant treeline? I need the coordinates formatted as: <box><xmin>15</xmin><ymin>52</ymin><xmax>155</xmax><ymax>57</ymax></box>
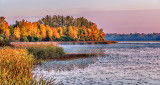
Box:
<box><xmin>105</xmin><ymin>33</ymin><xmax>160</xmax><ymax>41</ymax></box>
<box><xmin>0</xmin><ymin>15</ymin><xmax>105</xmax><ymax>42</ymax></box>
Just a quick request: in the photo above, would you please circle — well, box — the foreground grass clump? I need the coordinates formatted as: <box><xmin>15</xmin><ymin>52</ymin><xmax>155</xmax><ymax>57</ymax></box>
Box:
<box><xmin>0</xmin><ymin>47</ymin><xmax>57</xmax><ymax>85</ymax></box>
<box><xmin>27</xmin><ymin>45</ymin><xmax>65</xmax><ymax>59</ymax></box>
<box><xmin>0</xmin><ymin>47</ymin><xmax>34</xmax><ymax>84</ymax></box>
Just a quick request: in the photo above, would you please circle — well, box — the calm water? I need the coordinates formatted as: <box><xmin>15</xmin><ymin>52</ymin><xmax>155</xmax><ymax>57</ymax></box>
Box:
<box><xmin>33</xmin><ymin>42</ymin><xmax>160</xmax><ymax>85</ymax></box>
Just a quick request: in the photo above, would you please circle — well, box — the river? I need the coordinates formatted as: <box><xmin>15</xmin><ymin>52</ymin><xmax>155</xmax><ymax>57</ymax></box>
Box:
<box><xmin>32</xmin><ymin>41</ymin><xmax>160</xmax><ymax>85</ymax></box>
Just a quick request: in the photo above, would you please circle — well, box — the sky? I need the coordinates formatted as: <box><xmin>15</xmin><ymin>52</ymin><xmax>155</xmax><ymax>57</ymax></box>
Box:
<box><xmin>0</xmin><ymin>0</ymin><xmax>160</xmax><ymax>33</ymax></box>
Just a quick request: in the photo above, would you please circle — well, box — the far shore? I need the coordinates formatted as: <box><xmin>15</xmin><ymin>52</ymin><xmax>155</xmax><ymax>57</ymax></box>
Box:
<box><xmin>10</xmin><ymin>41</ymin><xmax>118</xmax><ymax>47</ymax></box>
<box><xmin>118</xmin><ymin>41</ymin><xmax>160</xmax><ymax>44</ymax></box>
<box><xmin>117</xmin><ymin>41</ymin><xmax>160</xmax><ymax>42</ymax></box>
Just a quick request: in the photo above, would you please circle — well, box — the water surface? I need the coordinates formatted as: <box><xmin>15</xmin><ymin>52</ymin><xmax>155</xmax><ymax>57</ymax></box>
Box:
<box><xmin>33</xmin><ymin>42</ymin><xmax>160</xmax><ymax>85</ymax></box>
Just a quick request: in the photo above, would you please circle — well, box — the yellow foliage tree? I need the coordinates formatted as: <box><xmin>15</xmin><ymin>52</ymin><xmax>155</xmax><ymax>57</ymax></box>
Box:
<box><xmin>5</xmin><ymin>28</ymin><xmax>10</xmax><ymax>39</ymax></box>
<box><xmin>40</xmin><ymin>24</ymin><xmax>46</xmax><ymax>39</ymax></box>
<box><xmin>68</xmin><ymin>26</ymin><xmax>78</xmax><ymax>39</ymax></box>
<box><xmin>90</xmin><ymin>23</ymin><xmax>99</xmax><ymax>41</ymax></box>
<box><xmin>14</xmin><ymin>26</ymin><xmax>21</xmax><ymax>40</ymax></box>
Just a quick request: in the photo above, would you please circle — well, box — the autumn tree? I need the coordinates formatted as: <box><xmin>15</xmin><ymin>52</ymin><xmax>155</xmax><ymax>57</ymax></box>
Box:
<box><xmin>57</xmin><ymin>27</ymin><xmax>63</xmax><ymax>37</ymax></box>
<box><xmin>68</xmin><ymin>26</ymin><xmax>78</xmax><ymax>40</ymax></box>
<box><xmin>40</xmin><ymin>24</ymin><xmax>47</xmax><ymax>39</ymax></box>
<box><xmin>0</xmin><ymin>17</ymin><xmax>10</xmax><ymax>39</ymax></box>
<box><xmin>13</xmin><ymin>26</ymin><xmax>21</xmax><ymax>40</ymax></box>
<box><xmin>0</xmin><ymin>16</ymin><xmax>106</xmax><ymax>42</ymax></box>
<box><xmin>52</xmin><ymin>27</ymin><xmax>60</xmax><ymax>38</ymax></box>
<box><xmin>46</xmin><ymin>25</ymin><xmax>53</xmax><ymax>40</ymax></box>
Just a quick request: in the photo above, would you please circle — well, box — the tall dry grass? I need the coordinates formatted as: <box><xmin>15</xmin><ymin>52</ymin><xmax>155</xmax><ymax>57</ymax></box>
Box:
<box><xmin>27</xmin><ymin>45</ymin><xmax>65</xmax><ymax>60</ymax></box>
<box><xmin>0</xmin><ymin>47</ymin><xmax>58</xmax><ymax>85</ymax></box>
<box><xmin>0</xmin><ymin>47</ymin><xmax>34</xmax><ymax>84</ymax></box>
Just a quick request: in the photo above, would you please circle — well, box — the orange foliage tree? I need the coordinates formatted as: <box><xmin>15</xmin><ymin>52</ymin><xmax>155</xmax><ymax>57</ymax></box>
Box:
<box><xmin>40</xmin><ymin>24</ymin><xmax>47</xmax><ymax>39</ymax></box>
<box><xmin>0</xmin><ymin>16</ymin><xmax>106</xmax><ymax>41</ymax></box>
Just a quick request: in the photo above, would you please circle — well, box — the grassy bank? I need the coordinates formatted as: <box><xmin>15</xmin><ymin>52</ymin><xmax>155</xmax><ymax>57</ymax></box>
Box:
<box><xmin>0</xmin><ymin>40</ymin><xmax>64</xmax><ymax>84</ymax></box>
<box><xmin>10</xmin><ymin>42</ymin><xmax>57</xmax><ymax>47</ymax></box>
<box><xmin>0</xmin><ymin>47</ymin><xmax>58</xmax><ymax>84</ymax></box>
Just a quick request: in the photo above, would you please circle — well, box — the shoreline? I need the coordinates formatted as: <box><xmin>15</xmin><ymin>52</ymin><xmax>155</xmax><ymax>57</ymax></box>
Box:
<box><xmin>10</xmin><ymin>41</ymin><xmax>117</xmax><ymax>47</ymax></box>
<box><xmin>58</xmin><ymin>41</ymin><xmax>117</xmax><ymax>45</ymax></box>
<box><xmin>9</xmin><ymin>41</ymin><xmax>115</xmax><ymax>62</ymax></box>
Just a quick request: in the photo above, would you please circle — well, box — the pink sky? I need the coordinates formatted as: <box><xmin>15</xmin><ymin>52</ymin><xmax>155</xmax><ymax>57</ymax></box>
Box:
<box><xmin>1</xmin><ymin>0</ymin><xmax>160</xmax><ymax>33</ymax></box>
<box><xmin>75</xmin><ymin>10</ymin><xmax>160</xmax><ymax>33</ymax></box>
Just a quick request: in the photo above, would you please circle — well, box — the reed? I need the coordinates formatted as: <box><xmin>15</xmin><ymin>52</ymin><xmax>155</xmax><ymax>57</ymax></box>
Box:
<box><xmin>27</xmin><ymin>45</ymin><xmax>65</xmax><ymax>60</ymax></box>
<box><xmin>0</xmin><ymin>47</ymin><xmax>57</xmax><ymax>85</ymax></box>
<box><xmin>0</xmin><ymin>47</ymin><xmax>34</xmax><ymax>84</ymax></box>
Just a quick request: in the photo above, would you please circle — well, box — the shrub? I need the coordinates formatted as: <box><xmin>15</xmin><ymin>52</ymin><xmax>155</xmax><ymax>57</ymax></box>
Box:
<box><xmin>20</xmin><ymin>37</ymin><xmax>29</xmax><ymax>42</ymax></box>
<box><xmin>27</xmin><ymin>45</ymin><xmax>65</xmax><ymax>59</ymax></box>
<box><xmin>55</xmin><ymin>47</ymin><xmax>65</xmax><ymax>57</ymax></box>
<box><xmin>0</xmin><ymin>39</ymin><xmax>12</xmax><ymax>47</ymax></box>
